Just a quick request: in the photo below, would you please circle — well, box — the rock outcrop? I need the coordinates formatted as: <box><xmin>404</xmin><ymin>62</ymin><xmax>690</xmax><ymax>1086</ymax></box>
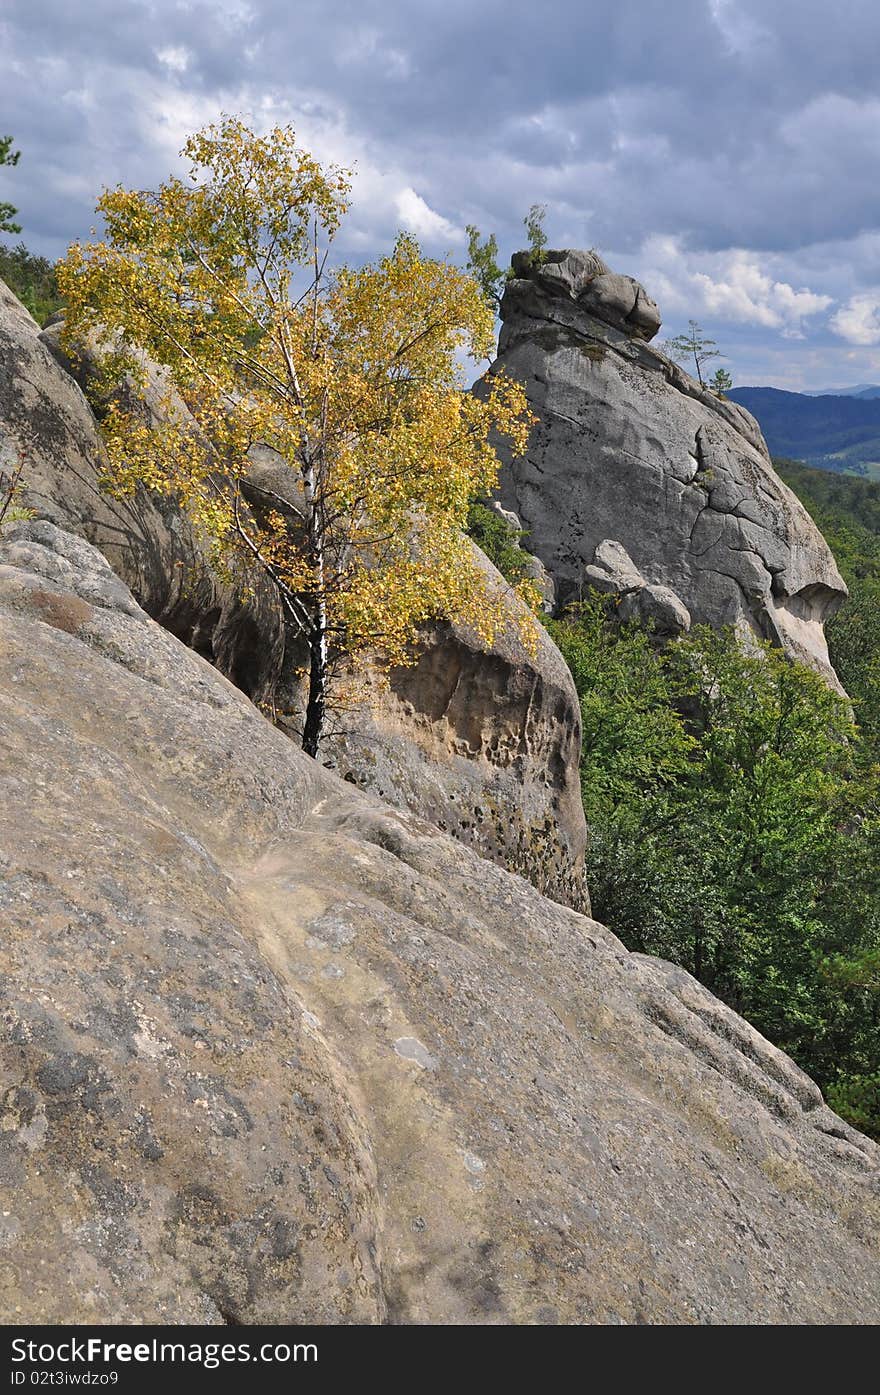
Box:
<box><xmin>584</xmin><ymin>538</ymin><xmax>692</xmax><ymax>635</ymax></box>
<box><xmin>0</xmin><ymin>280</ymin><xmax>586</xmax><ymax>907</ymax></box>
<box><xmin>0</xmin><ymin>279</ymin><xmax>284</xmax><ymax>700</ymax></box>
<box><xmin>1</xmin><ymin>517</ymin><xmax>878</xmax><ymax>1323</ymax></box>
<box><xmin>321</xmin><ymin>547</ymin><xmax>585</xmax><ymax>908</ymax></box>
<box><xmin>485</xmin><ymin>251</ymin><xmax>847</xmax><ymax>684</ymax></box>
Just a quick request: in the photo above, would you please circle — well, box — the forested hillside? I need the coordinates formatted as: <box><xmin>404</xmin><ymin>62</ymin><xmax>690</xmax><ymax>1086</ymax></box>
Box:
<box><xmin>0</xmin><ymin>241</ymin><xmax>61</xmax><ymax>325</ymax></box>
<box><xmin>730</xmin><ymin>387</ymin><xmax>880</xmax><ymax>477</ymax></box>
<box><xmin>776</xmin><ymin>458</ymin><xmax>880</xmax><ymax>751</ymax></box>
<box><xmin>477</xmin><ymin>474</ymin><xmax>880</xmax><ymax>1141</ymax></box>
<box><xmin>776</xmin><ymin>458</ymin><xmax>880</xmax><ymax>577</ymax></box>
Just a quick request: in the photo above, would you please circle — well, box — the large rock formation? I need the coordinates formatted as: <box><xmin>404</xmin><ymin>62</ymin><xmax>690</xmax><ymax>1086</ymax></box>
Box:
<box><xmin>0</xmin><ymin>279</ymin><xmax>284</xmax><ymax>700</ymax></box>
<box><xmin>0</xmin><ymin>280</ymin><xmax>586</xmax><ymax>907</ymax></box>
<box><xmin>1</xmin><ymin>517</ymin><xmax>878</xmax><ymax>1323</ymax></box>
<box><xmin>485</xmin><ymin>251</ymin><xmax>847</xmax><ymax>684</ymax></box>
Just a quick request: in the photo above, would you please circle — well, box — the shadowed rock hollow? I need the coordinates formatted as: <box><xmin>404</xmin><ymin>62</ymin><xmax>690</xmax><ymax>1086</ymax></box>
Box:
<box><xmin>0</xmin><ymin>518</ymin><xmax>878</xmax><ymax>1324</ymax></box>
<box><xmin>484</xmin><ymin>250</ymin><xmax>847</xmax><ymax>686</ymax></box>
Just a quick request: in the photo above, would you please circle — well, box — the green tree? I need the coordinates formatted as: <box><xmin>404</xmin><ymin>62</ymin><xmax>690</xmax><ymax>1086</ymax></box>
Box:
<box><xmin>0</xmin><ymin>242</ymin><xmax>62</xmax><ymax>325</ymax></box>
<box><xmin>466</xmin><ymin>501</ymin><xmax>531</xmax><ymax>585</ymax></box>
<box><xmin>0</xmin><ymin>457</ymin><xmax>33</xmax><ymax>530</ymax></box>
<box><xmin>663</xmin><ymin>319</ymin><xmax>723</xmax><ymax>387</ymax></box>
<box><xmin>465</xmin><ymin>203</ymin><xmax>551</xmax><ymax>314</ymax></box>
<box><xmin>826</xmin><ymin>578</ymin><xmax>880</xmax><ymax>759</ymax></box>
<box><xmin>774</xmin><ymin>458</ymin><xmax>880</xmax><ymax>763</ymax></box>
<box><xmin>709</xmin><ymin>366</ymin><xmax>733</xmax><ymax>397</ymax></box>
<box><xmin>465</xmin><ymin>225</ymin><xmax>506</xmax><ymax>312</ymax></box>
<box><xmin>523</xmin><ymin>203</ymin><xmax>548</xmax><ymax>264</ymax></box>
<box><xmin>826</xmin><ymin>1074</ymin><xmax>880</xmax><ymax>1139</ymax></box>
<box><xmin>0</xmin><ymin>135</ymin><xmax>21</xmax><ymax>236</ymax></box>
<box><xmin>58</xmin><ymin>117</ymin><xmax>534</xmax><ymax>757</ymax></box>
<box><xmin>549</xmin><ymin>596</ymin><xmax>880</xmax><ymax>1132</ymax></box>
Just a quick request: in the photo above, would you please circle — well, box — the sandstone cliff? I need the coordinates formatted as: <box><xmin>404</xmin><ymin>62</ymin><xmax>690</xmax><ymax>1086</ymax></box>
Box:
<box><xmin>484</xmin><ymin>250</ymin><xmax>847</xmax><ymax>684</ymax></box>
<box><xmin>0</xmin><ymin>278</ymin><xmax>586</xmax><ymax>907</ymax></box>
<box><xmin>1</xmin><ymin>517</ymin><xmax>878</xmax><ymax>1323</ymax></box>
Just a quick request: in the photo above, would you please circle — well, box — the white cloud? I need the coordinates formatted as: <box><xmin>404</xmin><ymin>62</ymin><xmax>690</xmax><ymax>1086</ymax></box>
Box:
<box><xmin>337</xmin><ymin>27</ymin><xmax>411</xmax><ymax>79</ymax></box>
<box><xmin>638</xmin><ymin>237</ymin><xmax>832</xmax><ymax>331</ymax></box>
<box><xmin>155</xmin><ymin>45</ymin><xmax>190</xmax><ymax>73</ymax></box>
<box><xmin>830</xmin><ymin>293</ymin><xmax>880</xmax><ymax>346</ymax></box>
<box><xmin>131</xmin><ymin>87</ymin><xmax>464</xmax><ymax>255</ymax></box>
<box><xmin>707</xmin><ymin>0</ymin><xmax>768</xmax><ymax>55</ymax></box>
<box><xmin>394</xmin><ymin>187</ymin><xmax>462</xmax><ymax>244</ymax></box>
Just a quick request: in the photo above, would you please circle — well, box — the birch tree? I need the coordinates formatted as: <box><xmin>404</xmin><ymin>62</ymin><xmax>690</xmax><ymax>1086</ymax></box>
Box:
<box><xmin>58</xmin><ymin>118</ymin><xmax>533</xmax><ymax>756</ymax></box>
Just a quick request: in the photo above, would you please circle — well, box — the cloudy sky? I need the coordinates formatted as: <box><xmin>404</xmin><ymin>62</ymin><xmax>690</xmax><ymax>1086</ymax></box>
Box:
<box><xmin>2</xmin><ymin>0</ymin><xmax>879</xmax><ymax>388</ymax></box>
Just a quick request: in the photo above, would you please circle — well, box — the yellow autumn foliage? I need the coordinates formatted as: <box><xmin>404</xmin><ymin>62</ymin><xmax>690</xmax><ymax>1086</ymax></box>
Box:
<box><xmin>57</xmin><ymin>116</ymin><xmax>534</xmax><ymax>752</ymax></box>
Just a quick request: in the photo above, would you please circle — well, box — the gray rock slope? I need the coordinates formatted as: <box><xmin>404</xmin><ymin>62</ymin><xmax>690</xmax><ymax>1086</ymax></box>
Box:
<box><xmin>0</xmin><ymin>279</ymin><xmax>586</xmax><ymax>908</ymax></box>
<box><xmin>1</xmin><ymin>517</ymin><xmax>878</xmax><ymax>1324</ymax></box>
<box><xmin>485</xmin><ymin>251</ymin><xmax>847</xmax><ymax>684</ymax></box>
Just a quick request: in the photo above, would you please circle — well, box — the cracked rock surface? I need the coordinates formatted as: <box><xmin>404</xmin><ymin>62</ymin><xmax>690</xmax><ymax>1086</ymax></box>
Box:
<box><xmin>483</xmin><ymin>252</ymin><xmax>847</xmax><ymax>685</ymax></box>
<box><xmin>1</xmin><ymin>519</ymin><xmax>878</xmax><ymax>1324</ymax></box>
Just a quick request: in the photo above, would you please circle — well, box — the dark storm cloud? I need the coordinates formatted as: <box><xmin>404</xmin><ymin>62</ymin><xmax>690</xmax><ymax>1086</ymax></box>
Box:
<box><xmin>3</xmin><ymin>0</ymin><xmax>880</xmax><ymax>385</ymax></box>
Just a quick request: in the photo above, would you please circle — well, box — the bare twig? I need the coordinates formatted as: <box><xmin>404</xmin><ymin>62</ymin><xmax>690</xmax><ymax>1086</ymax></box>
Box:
<box><xmin>0</xmin><ymin>456</ymin><xmax>25</xmax><ymax>528</ymax></box>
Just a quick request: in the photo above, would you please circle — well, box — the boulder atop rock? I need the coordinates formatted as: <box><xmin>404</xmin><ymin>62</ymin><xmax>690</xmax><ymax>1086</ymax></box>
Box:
<box><xmin>513</xmin><ymin>248</ymin><xmax>609</xmax><ymax>297</ymax></box>
<box><xmin>507</xmin><ymin>248</ymin><xmax>662</xmax><ymax>341</ymax></box>
<box><xmin>1</xmin><ymin>518</ymin><xmax>878</xmax><ymax>1323</ymax></box>
<box><xmin>584</xmin><ymin>538</ymin><xmax>692</xmax><ymax>635</ymax></box>
<box><xmin>486</xmin><ymin>254</ymin><xmax>847</xmax><ymax>686</ymax></box>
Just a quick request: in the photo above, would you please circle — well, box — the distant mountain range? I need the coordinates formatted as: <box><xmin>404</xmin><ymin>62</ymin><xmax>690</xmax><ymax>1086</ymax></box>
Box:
<box><xmin>728</xmin><ymin>386</ymin><xmax>880</xmax><ymax>477</ymax></box>
<box><xmin>802</xmin><ymin>384</ymin><xmax>880</xmax><ymax>399</ymax></box>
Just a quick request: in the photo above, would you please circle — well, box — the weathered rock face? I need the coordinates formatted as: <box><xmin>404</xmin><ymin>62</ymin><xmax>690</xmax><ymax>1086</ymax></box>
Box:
<box><xmin>1</xmin><ymin>518</ymin><xmax>878</xmax><ymax>1324</ymax></box>
<box><xmin>0</xmin><ymin>282</ymin><xmax>586</xmax><ymax>906</ymax></box>
<box><xmin>485</xmin><ymin>252</ymin><xmax>847</xmax><ymax>684</ymax></box>
<box><xmin>320</xmin><ymin>547</ymin><xmax>586</xmax><ymax>909</ymax></box>
<box><xmin>0</xmin><ymin>279</ymin><xmax>284</xmax><ymax>700</ymax></box>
